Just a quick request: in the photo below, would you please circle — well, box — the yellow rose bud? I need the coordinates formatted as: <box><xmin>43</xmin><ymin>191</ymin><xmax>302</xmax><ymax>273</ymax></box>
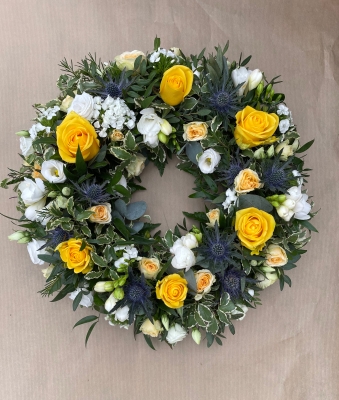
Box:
<box><xmin>156</xmin><ymin>274</ymin><xmax>188</xmax><ymax>309</ymax></box>
<box><xmin>56</xmin><ymin>111</ymin><xmax>100</xmax><ymax>163</ymax></box>
<box><xmin>56</xmin><ymin>238</ymin><xmax>92</xmax><ymax>274</ymax></box>
<box><xmin>206</xmin><ymin>208</ymin><xmax>220</xmax><ymax>227</ymax></box>
<box><xmin>235</xmin><ymin>207</ymin><xmax>275</xmax><ymax>255</ymax></box>
<box><xmin>88</xmin><ymin>203</ymin><xmax>112</xmax><ymax>224</ymax></box>
<box><xmin>234</xmin><ymin>106</ymin><xmax>279</xmax><ymax>149</ymax></box>
<box><xmin>138</xmin><ymin>257</ymin><xmax>161</xmax><ymax>280</ymax></box>
<box><xmin>234</xmin><ymin>169</ymin><xmax>263</xmax><ymax>194</ymax></box>
<box><xmin>194</xmin><ymin>269</ymin><xmax>216</xmax><ymax>301</ymax></box>
<box><xmin>183</xmin><ymin>121</ymin><xmax>208</xmax><ymax>141</ymax></box>
<box><xmin>114</xmin><ymin>50</ymin><xmax>146</xmax><ymax>71</ymax></box>
<box><xmin>140</xmin><ymin>319</ymin><xmax>163</xmax><ymax>337</ymax></box>
<box><xmin>265</xmin><ymin>244</ymin><xmax>288</xmax><ymax>267</ymax></box>
<box><xmin>159</xmin><ymin>65</ymin><xmax>194</xmax><ymax>106</ymax></box>
<box><xmin>109</xmin><ymin>129</ymin><xmax>124</xmax><ymax>142</ymax></box>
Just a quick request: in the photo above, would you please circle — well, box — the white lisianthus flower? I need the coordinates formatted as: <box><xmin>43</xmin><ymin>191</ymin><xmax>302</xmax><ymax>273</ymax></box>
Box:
<box><xmin>27</xmin><ymin>239</ymin><xmax>47</xmax><ymax>265</ymax></box>
<box><xmin>222</xmin><ymin>188</ymin><xmax>237</xmax><ymax>211</ymax></box>
<box><xmin>166</xmin><ymin>323</ymin><xmax>187</xmax><ymax>345</ymax></box>
<box><xmin>24</xmin><ymin>197</ymin><xmax>47</xmax><ymax>222</ymax></box>
<box><xmin>18</xmin><ymin>178</ymin><xmax>47</xmax><ymax>206</ymax></box>
<box><xmin>171</xmin><ymin>245</ymin><xmax>196</xmax><ymax>272</ymax></box>
<box><xmin>68</xmin><ymin>92</ymin><xmax>94</xmax><ymax>120</ymax></box>
<box><xmin>279</xmin><ymin>119</ymin><xmax>290</xmax><ymax>134</ymax></box>
<box><xmin>181</xmin><ymin>233</ymin><xmax>198</xmax><ymax>250</ymax></box>
<box><xmin>20</xmin><ymin>137</ymin><xmax>34</xmax><ymax>157</ymax></box>
<box><xmin>137</xmin><ymin>108</ymin><xmax>162</xmax><ymax>148</ymax></box>
<box><xmin>286</xmin><ymin>186</ymin><xmax>311</xmax><ymax>220</ymax></box>
<box><xmin>41</xmin><ymin>160</ymin><xmax>66</xmax><ymax>183</ymax></box>
<box><xmin>69</xmin><ymin>289</ymin><xmax>93</xmax><ymax>308</ymax></box>
<box><xmin>114</xmin><ymin>305</ymin><xmax>130</xmax><ymax>322</ymax></box>
<box><xmin>198</xmin><ymin>148</ymin><xmax>221</xmax><ymax>174</ymax></box>
<box><xmin>277</xmin><ymin>104</ymin><xmax>289</xmax><ymax>116</ymax></box>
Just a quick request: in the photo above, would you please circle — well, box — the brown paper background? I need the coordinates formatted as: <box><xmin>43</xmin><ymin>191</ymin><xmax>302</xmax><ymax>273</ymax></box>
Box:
<box><xmin>1</xmin><ymin>1</ymin><xmax>338</xmax><ymax>399</ymax></box>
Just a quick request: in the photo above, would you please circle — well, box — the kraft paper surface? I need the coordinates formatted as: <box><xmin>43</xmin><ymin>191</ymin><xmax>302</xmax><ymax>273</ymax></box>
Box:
<box><xmin>0</xmin><ymin>1</ymin><xmax>338</xmax><ymax>399</ymax></box>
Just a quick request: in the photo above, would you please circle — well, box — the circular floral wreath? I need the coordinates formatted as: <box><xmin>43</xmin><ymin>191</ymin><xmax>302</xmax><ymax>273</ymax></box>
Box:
<box><xmin>2</xmin><ymin>38</ymin><xmax>317</xmax><ymax>349</ymax></box>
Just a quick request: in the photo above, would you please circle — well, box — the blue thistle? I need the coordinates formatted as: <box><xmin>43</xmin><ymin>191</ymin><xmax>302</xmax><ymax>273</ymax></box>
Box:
<box><xmin>261</xmin><ymin>156</ymin><xmax>293</xmax><ymax>192</ymax></box>
<box><xmin>40</xmin><ymin>227</ymin><xmax>72</xmax><ymax>250</ymax></box>
<box><xmin>197</xmin><ymin>224</ymin><xmax>242</xmax><ymax>273</ymax></box>
<box><xmin>72</xmin><ymin>179</ymin><xmax>112</xmax><ymax>206</ymax></box>
<box><xmin>112</xmin><ymin>268</ymin><xmax>153</xmax><ymax>325</ymax></box>
<box><xmin>219</xmin><ymin>268</ymin><xmax>257</xmax><ymax>300</ymax></box>
<box><xmin>93</xmin><ymin>70</ymin><xmax>131</xmax><ymax>99</ymax></box>
<box><xmin>217</xmin><ymin>151</ymin><xmax>250</xmax><ymax>186</ymax></box>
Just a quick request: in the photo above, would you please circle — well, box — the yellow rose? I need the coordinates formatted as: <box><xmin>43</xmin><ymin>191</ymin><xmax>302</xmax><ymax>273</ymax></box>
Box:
<box><xmin>183</xmin><ymin>121</ymin><xmax>208</xmax><ymax>141</ymax></box>
<box><xmin>206</xmin><ymin>208</ymin><xmax>220</xmax><ymax>227</ymax></box>
<box><xmin>114</xmin><ymin>50</ymin><xmax>146</xmax><ymax>71</ymax></box>
<box><xmin>159</xmin><ymin>65</ymin><xmax>193</xmax><ymax>106</ymax></box>
<box><xmin>140</xmin><ymin>319</ymin><xmax>163</xmax><ymax>337</ymax></box>
<box><xmin>56</xmin><ymin>238</ymin><xmax>92</xmax><ymax>274</ymax></box>
<box><xmin>138</xmin><ymin>257</ymin><xmax>161</xmax><ymax>279</ymax></box>
<box><xmin>156</xmin><ymin>274</ymin><xmax>188</xmax><ymax>309</ymax></box>
<box><xmin>88</xmin><ymin>203</ymin><xmax>112</xmax><ymax>224</ymax></box>
<box><xmin>265</xmin><ymin>244</ymin><xmax>288</xmax><ymax>267</ymax></box>
<box><xmin>234</xmin><ymin>168</ymin><xmax>263</xmax><ymax>194</ymax></box>
<box><xmin>235</xmin><ymin>207</ymin><xmax>275</xmax><ymax>255</ymax></box>
<box><xmin>194</xmin><ymin>269</ymin><xmax>216</xmax><ymax>301</ymax></box>
<box><xmin>56</xmin><ymin>111</ymin><xmax>100</xmax><ymax>163</ymax></box>
<box><xmin>234</xmin><ymin>106</ymin><xmax>279</xmax><ymax>149</ymax></box>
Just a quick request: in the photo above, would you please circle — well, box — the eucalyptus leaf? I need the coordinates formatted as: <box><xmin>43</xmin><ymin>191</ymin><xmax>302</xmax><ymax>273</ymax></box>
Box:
<box><xmin>186</xmin><ymin>141</ymin><xmax>202</xmax><ymax>165</ymax></box>
<box><xmin>125</xmin><ymin>201</ymin><xmax>147</xmax><ymax>220</ymax></box>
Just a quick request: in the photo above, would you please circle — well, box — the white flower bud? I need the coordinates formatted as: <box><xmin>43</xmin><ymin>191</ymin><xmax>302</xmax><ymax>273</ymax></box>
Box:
<box><xmin>160</xmin><ymin>119</ymin><xmax>172</xmax><ymax>136</ymax></box>
<box><xmin>276</xmin><ymin>205</ymin><xmax>294</xmax><ymax>221</ymax></box>
<box><xmin>15</xmin><ymin>130</ymin><xmax>30</xmax><ymax>137</ymax></box>
<box><xmin>62</xmin><ymin>187</ymin><xmax>71</xmax><ymax>196</ymax></box>
<box><xmin>161</xmin><ymin>314</ymin><xmax>169</xmax><ymax>330</ymax></box>
<box><xmin>192</xmin><ymin>328</ymin><xmax>201</xmax><ymax>345</ymax></box>
<box><xmin>253</xmin><ymin>147</ymin><xmax>265</xmax><ymax>159</ymax></box>
<box><xmin>247</xmin><ymin>69</ymin><xmax>263</xmax><ymax>91</ymax></box>
<box><xmin>105</xmin><ymin>293</ymin><xmax>118</xmax><ymax>312</ymax></box>
<box><xmin>55</xmin><ymin>196</ymin><xmax>68</xmax><ymax>209</ymax></box>
<box><xmin>266</xmin><ymin>145</ymin><xmax>275</xmax><ymax>158</ymax></box>
<box><xmin>8</xmin><ymin>231</ymin><xmax>26</xmax><ymax>241</ymax></box>
<box><xmin>282</xmin><ymin>199</ymin><xmax>296</xmax><ymax>210</ymax></box>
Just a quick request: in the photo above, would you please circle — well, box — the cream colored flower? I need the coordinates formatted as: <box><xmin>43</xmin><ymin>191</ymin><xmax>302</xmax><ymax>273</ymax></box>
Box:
<box><xmin>60</xmin><ymin>95</ymin><xmax>74</xmax><ymax>112</ymax></box>
<box><xmin>109</xmin><ymin>129</ymin><xmax>124</xmax><ymax>142</ymax></box>
<box><xmin>194</xmin><ymin>269</ymin><xmax>216</xmax><ymax>300</ymax></box>
<box><xmin>275</xmin><ymin>139</ymin><xmax>299</xmax><ymax>161</ymax></box>
<box><xmin>42</xmin><ymin>265</ymin><xmax>54</xmax><ymax>279</ymax></box>
<box><xmin>206</xmin><ymin>208</ymin><xmax>220</xmax><ymax>227</ymax></box>
<box><xmin>183</xmin><ymin>121</ymin><xmax>208</xmax><ymax>141</ymax></box>
<box><xmin>140</xmin><ymin>319</ymin><xmax>163</xmax><ymax>337</ymax></box>
<box><xmin>138</xmin><ymin>257</ymin><xmax>161</xmax><ymax>279</ymax></box>
<box><xmin>255</xmin><ymin>267</ymin><xmax>278</xmax><ymax>289</ymax></box>
<box><xmin>265</xmin><ymin>244</ymin><xmax>288</xmax><ymax>267</ymax></box>
<box><xmin>88</xmin><ymin>203</ymin><xmax>112</xmax><ymax>224</ymax></box>
<box><xmin>114</xmin><ymin>50</ymin><xmax>146</xmax><ymax>71</ymax></box>
<box><xmin>234</xmin><ymin>168</ymin><xmax>263</xmax><ymax>194</ymax></box>
<box><xmin>126</xmin><ymin>154</ymin><xmax>146</xmax><ymax>177</ymax></box>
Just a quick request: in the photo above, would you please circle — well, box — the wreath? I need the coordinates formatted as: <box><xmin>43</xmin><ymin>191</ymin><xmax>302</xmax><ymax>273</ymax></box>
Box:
<box><xmin>2</xmin><ymin>38</ymin><xmax>317</xmax><ymax>349</ymax></box>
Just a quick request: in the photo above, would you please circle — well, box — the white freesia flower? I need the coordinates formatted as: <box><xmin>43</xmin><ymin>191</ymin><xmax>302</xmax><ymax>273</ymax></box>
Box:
<box><xmin>279</xmin><ymin>119</ymin><xmax>290</xmax><ymax>134</ymax></box>
<box><xmin>114</xmin><ymin>305</ymin><xmax>130</xmax><ymax>322</ymax></box>
<box><xmin>198</xmin><ymin>148</ymin><xmax>221</xmax><ymax>174</ymax></box>
<box><xmin>247</xmin><ymin>69</ymin><xmax>263</xmax><ymax>91</ymax></box>
<box><xmin>20</xmin><ymin>137</ymin><xmax>34</xmax><ymax>157</ymax></box>
<box><xmin>277</xmin><ymin>104</ymin><xmax>289</xmax><ymax>116</ymax></box>
<box><xmin>166</xmin><ymin>323</ymin><xmax>187</xmax><ymax>345</ymax></box>
<box><xmin>104</xmin><ymin>293</ymin><xmax>118</xmax><ymax>312</ymax></box>
<box><xmin>41</xmin><ymin>160</ymin><xmax>66</xmax><ymax>183</ymax></box>
<box><xmin>27</xmin><ymin>239</ymin><xmax>47</xmax><ymax>265</ymax></box>
<box><xmin>24</xmin><ymin>197</ymin><xmax>47</xmax><ymax>222</ymax></box>
<box><xmin>275</xmin><ymin>139</ymin><xmax>299</xmax><ymax>161</ymax></box>
<box><xmin>68</xmin><ymin>92</ymin><xmax>94</xmax><ymax>120</ymax></box>
<box><xmin>231</xmin><ymin>67</ymin><xmax>262</xmax><ymax>95</ymax></box>
<box><xmin>276</xmin><ymin>205</ymin><xmax>294</xmax><ymax>222</ymax></box>
<box><xmin>69</xmin><ymin>289</ymin><xmax>93</xmax><ymax>308</ymax></box>
<box><xmin>18</xmin><ymin>178</ymin><xmax>47</xmax><ymax>206</ymax></box>
<box><xmin>286</xmin><ymin>186</ymin><xmax>311</xmax><ymax>220</ymax></box>
<box><xmin>171</xmin><ymin>245</ymin><xmax>196</xmax><ymax>272</ymax></box>
<box><xmin>137</xmin><ymin>108</ymin><xmax>163</xmax><ymax>148</ymax></box>
<box><xmin>181</xmin><ymin>233</ymin><xmax>198</xmax><ymax>250</ymax></box>
<box><xmin>222</xmin><ymin>188</ymin><xmax>237</xmax><ymax>211</ymax></box>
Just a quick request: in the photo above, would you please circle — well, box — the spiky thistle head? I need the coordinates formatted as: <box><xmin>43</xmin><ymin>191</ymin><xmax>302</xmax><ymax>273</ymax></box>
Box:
<box><xmin>93</xmin><ymin>69</ymin><xmax>131</xmax><ymax>99</ymax></box>
<box><xmin>217</xmin><ymin>150</ymin><xmax>250</xmax><ymax>186</ymax></box>
<box><xmin>261</xmin><ymin>156</ymin><xmax>294</xmax><ymax>192</ymax></box>
<box><xmin>219</xmin><ymin>268</ymin><xmax>257</xmax><ymax>300</ymax></box>
<box><xmin>196</xmin><ymin>224</ymin><xmax>242</xmax><ymax>273</ymax></box>
<box><xmin>72</xmin><ymin>179</ymin><xmax>112</xmax><ymax>206</ymax></box>
<box><xmin>112</xmin><ymin>268</ymin><xmax>153</xmax><ymax>325</ymax></box>
<box><xmin>43</xmin><ymin>227</ymin><xmax>72</xmax><ymax>250</ymax></box>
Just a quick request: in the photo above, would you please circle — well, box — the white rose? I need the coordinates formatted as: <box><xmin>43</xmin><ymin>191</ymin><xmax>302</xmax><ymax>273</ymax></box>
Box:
<box><xmin>27</xmin><ymin>239</ymin><xmax>48</xmax><ymax>265</ymax></box>
<box><xmin>114</xmin><ymin>50</ymin><xmax>146</xmax><ymax>71</ymax></box>
<box><xmin>69</xmin><ymin>289</ymin><xmax>93</xmax><ymax>308</ymax></box>
<box><xmin>41</xmin><ymin>160</ymin><xmax>66</xmax><ymax>183</ymax></box>
<box><xmin>18</xmin><ymin>178</ymin><xmax>47</xmax><ymax>206</ymax></box>
<box><xmin>198</xmin><ymin>148</ymin><xmax>221</xmax><ymax>174</ymax></box>
<box><xmin>255</xmin><ymin>267</ymin><xmax>278</xmax><ymax>289</ymax></box>
<box><xmin>166</xmin><ymin>323</ymin><xmax>187</xmax><ymax>345</ymax></box>
<box><xmin>126</xmin><ymin>154</ymin><xmax>146</xmax><ymax>177</ymax></box>
<box><xmin>114</xmin><ymin>305</ymin><xmax>130</xmax><ymax>322</ymax></box>
<box><xmin>181</xmin><ymin>233</ymin><xmax>198</xmax><ymax>250</ymax></box>
<box><xmin>171</xmin><ymin>245</ymin><xmax>196</xmax><ymax>272</ymax></box>
<box><xmin>137</xmin><ymin>108</ymin><xmax>162</xmax><ymax>148</ymax></box>
<box><xmin>279</xmin><ymin>119</ymin><xmax>290</xmax><ymax>134</ymax></box>
<box><xmin>24</xmin><ymin>197</ymin><xmax>47</xmax><ymax>222</ymax></box>
<box><xmin>140</xmin><ymin>319</ymin><xmax>163</xmax><ymax>337</ymax></box>
<box><xmin>68</xmin><ymin>92</ymin><xmax>94</xmax><ymax>120</ymax></box>
<box><xmin>286</xmin><ymin>186</ymin><xmax>311</xmax><ymax>220</ymax></box>
<box><xmin>20</xmin><ymin>137</ymin><xmax>34</xmax><ymax>157</ymax></box>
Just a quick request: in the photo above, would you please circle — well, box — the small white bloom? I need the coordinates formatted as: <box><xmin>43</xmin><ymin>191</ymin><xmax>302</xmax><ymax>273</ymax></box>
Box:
<box><xmin>166</xmin><ymin>323</ymin><xmax>187</xmax><ymax>345</ymax></box>
<box><xmin>286</xmin><ymin>186</ymin><xmax>311</xmax><ymax>220</ymax></box>
<box><xmin>27</xmin><ymin>239</ymin><xmax>47</xmax><ymax>265</ymax></box>
<box><xmin>114</xmin><ymin>305</ymin><xmax>130</xmax><ymax>322</ymax></box>
<box><xmin>20</xmin><ymin>137</ymin><xmax>34</xmax><ymax>157</ymax></box>
<box><xmin>276</xmin><ymin>205</ymin><xmax>294</xmax><ymax>222</ymax></box>
<box><xmin>277</xmin><ymin>104</ymin><xmax>289</xmax><ymax>116</ymax></box>
<box><xmin>222</xmin><ymin>188</ymin><xmax>237</xmax><ymax>211</ymax></box>
<box><xmin>29</xmin><ymin>122</ymin><xmax>45</xmax><ymax>139</ymax></box>
<box><xmin>279</xmin><ymin>119</ymin><xmax>290</xmax><ymax>134</ymax></box>
<box><xmin>68</xmin><ymin>92</ymin><xmax>94</xmax><ymax>120</ymax></box>
<box><xmin>41</xmin><ymin>160</ymin><xmax>66</xmax><ymax>183</ymax></box>
<box><xmin>18</xmin><ymin>178</ymin><xmax>47</xmax><ymax>206</ymax></box>
<box><xmin>114</xmin><ymin>257</ymin><xmax>128</xmax><ymax>269</ymax></box>
<box><xmin>198</xmin><ymin>148</ymin><xmax>221</xmax><ymax>174</ymax></box>
<box><xmin>104</xmin><ymin>293</ymin><xmax>118</xmax><ymax>312</ymax></box>
<box><xmin>69</xmin><ymin>289</ymin><xmax>93</xmax><ymax>308</ymax></box>
<box><xmin>181</xmin><ymin>233</ymin><xmax>198</xmax><ymax>250</ymax></box>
